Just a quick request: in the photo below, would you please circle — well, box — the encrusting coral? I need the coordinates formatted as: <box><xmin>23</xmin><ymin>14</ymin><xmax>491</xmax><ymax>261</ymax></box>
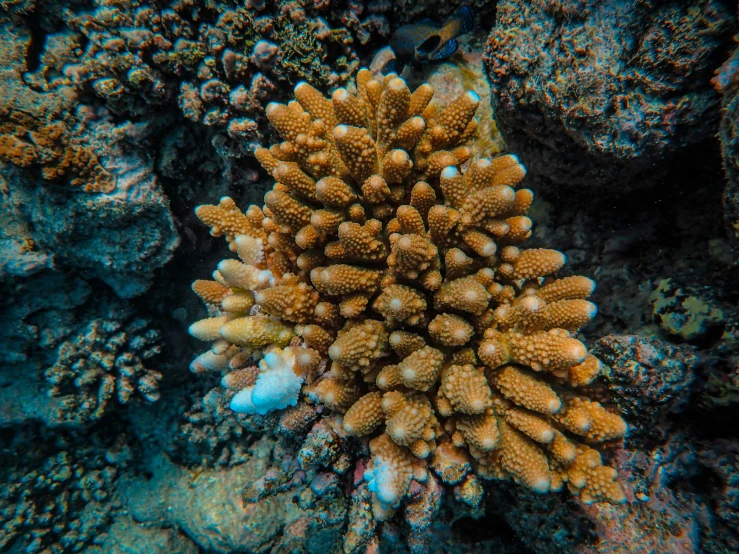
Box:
<box><xmin>0</xmin><ymin>111</ymin><xmax>116</xmax><ymax>193</ymax></box>
<box><xmin>190</xmin><ymin>70</ymin><xmax>628</xmax><ymax>524</ymax></box>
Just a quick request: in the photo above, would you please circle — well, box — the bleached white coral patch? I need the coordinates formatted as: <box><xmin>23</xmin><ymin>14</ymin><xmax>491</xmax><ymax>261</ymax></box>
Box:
<box><xmin>365</xmin><ymin>456</ymin><xmax>400</xmax><ymax>507</ymax></box>
<box><xmin>234</xmin><ymin>234</ymin><xmax>264</xmax><ymax>265</ymax></box>
<box><xmin>229</xmin><ymin>348</ymin><xmax>303</xmax><ymax>414</ymax></box>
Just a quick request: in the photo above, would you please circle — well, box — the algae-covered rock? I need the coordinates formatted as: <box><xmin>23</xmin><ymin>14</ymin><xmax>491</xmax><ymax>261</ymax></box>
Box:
<box><xmin>485</xmin><ymin>0</ymin><xmax>736</xmax><ymax>192</ymax></box>
<box><xmin>594</xmin><ymin>334</ymin><xmax>697</xmax><ymax>445</ymax></box>
<box><xmin>120</xmin><ymin>442</ymin><xmax>347</xmax><ymax>554</ymax></box>
<box><xmin>121</xmin><ymin>451</ymin><xmax>284</xmax><ymax>553</ymax></box>
<box><xmin>649</xmin><ymin>278</ymin><xmax>725</xmax><ymax>342</ymax></box>
<box><xmin>0</xmin><ymin>19</ymin><xmax>179</xmax><ymax>299</ymax></box>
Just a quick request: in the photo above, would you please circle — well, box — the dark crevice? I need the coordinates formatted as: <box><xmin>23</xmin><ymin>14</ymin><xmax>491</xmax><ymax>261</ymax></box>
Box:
<box><xmin>24</xmin><ymin>16</ymin><xmax>46</xmax><ymax>73</ymax></box>
<box><xmin>692</xmin><ymin>405</ymin><xmax>739</xmax><ymax>439</ymax></box>
<box><xmin>452</xmin><ymin>511</ymin><xmax>520</xmax><ymax>544</ymax></box>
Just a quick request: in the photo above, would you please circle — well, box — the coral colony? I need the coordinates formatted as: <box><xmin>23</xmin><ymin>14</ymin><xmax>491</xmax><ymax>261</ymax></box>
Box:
<box><xmin>189</xmin><ymin>71</ymin><xmax>628</xmax><ymax>522</ymax></box>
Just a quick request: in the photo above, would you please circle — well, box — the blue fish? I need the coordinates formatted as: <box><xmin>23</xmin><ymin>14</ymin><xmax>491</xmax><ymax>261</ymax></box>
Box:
<box><xmin>390</xmin><ymin>6</ymin><xmax>475</xmax><ymax>65</ymax></box>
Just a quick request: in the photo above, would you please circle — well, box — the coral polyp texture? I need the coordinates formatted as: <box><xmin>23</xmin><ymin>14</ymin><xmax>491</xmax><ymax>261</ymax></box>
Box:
<box><xmin>190</xmin><ymin>71</ymin><xmax>628</xmax><ymax>521</ymax></box>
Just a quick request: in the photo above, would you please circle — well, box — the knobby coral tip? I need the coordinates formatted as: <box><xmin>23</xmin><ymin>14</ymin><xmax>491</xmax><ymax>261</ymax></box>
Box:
<box><xmin>549</xmin><ymin>398</ymin><xmax>562</xmax><ymax>414</ymax></box>
<box><xmin>392</xmin><ymin>150</ymin><xmax>409</xmax><ymax>162</ymax></box>
<box><xmin>440</xmin><ymin>166</ymin><xmax>459</xmax><ymax>179</ymax></box>
<box><xmin>388</xmin><ymin>77</ymin><xmax>406</xmax><ymax>90</ymax></box>
<box><xmin>533</xmin><ymin>477</ymin><xmax>551</xmax><ymax>494</ymax></box>
<box><xmin>482</xmin><ymin>242</ymin><xmax>497</xmax><ymax>256</ymax></box>
<box><xmin>333</xmin><ymin>88</ymin><xmax>349</xmax><ymax>101</ymax></box>
<box><xmin>410</xmin><ymin>116</ymin><xmax>425</xmax><ymax>129</ymax></box>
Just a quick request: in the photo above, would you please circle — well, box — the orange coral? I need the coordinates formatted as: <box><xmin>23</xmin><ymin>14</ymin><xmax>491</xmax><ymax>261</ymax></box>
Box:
<box><xmin>382</xmin><ymin>391</ymin><xmax>439</xmax><ymax>458</ymax></box>
<box><xmin>344</xmin><ymin>391</ymin><xmax>385</xmax><ymax>435</ymax></box>
<box><xmin>189</xmin><ymin>72</ymin><xmax>628</xmax><ymax>519</ymax></box>
<box><xmin>0</xmin><ymin>113</ymin><xmax>115</xmax><ymax>193</ymax></box>
<box><xmin>192</xmin><ymin>279</ymin><xmax>232</xmax><ymax>305</ymax></box>
<box><xmin>196</xmin><ymin>197</ymin><xmax>266</xmax><ymax>244</ymax></box>
<box><xmin>397</xmin><ymin>345</ymin><xmax>445</xmax><ymax>392</ymax></box>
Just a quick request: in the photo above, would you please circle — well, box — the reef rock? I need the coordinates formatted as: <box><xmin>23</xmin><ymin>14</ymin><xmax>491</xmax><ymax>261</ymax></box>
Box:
<box><xmin>3</xmin><ymin>134</ymin><xmax>179</xmax><ymax>298</ymax></box>
<box><xmin>594</xmin><ymin>334</ymin><xmax>697</xmax><ymax>446</ymax></box>
<box><xmin>102</xmin><ymin>516</ymin><xmax>200</xmax><ymax>554</ymax></box>
<box><xmin>485</xmin><ymin>0</ymin><xmax>736</xmax><ymax>192</ymax></box>
<box><xmin>0</xmin><ymin>19</ymin><xmax>179</xmax><ymax>298</ymax></box>
<box><xmin>714</xmin><ymin>36</ymin><xmax>739</xmax><ymax>250</ymax></box>
<box><xmin>121</xmin><ymin>441</ymin><xmax>346</xmax><ymax>554</ymax></box>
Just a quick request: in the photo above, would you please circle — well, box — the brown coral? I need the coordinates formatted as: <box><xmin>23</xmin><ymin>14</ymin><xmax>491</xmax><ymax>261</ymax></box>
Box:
<box><xmin>189</xmin><ymin>72</ymin><xmax>628</xmax><ymax>523</ymax></box>
<box><xmin>0</xmin><ymin>113</ymin><xmax>115</xmax><ymax>193</ymax></box>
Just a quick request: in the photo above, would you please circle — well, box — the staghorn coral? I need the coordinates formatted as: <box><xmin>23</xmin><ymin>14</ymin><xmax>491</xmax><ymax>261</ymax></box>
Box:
<box><xmin>45</xmin><ymin>317</ymin><xmax>162</xmax><ymax>422</ymax></box>
<box><xmin>189</xmin><ymin>71</ymin><xmax>628</xmax><ymax>538</ymax></box>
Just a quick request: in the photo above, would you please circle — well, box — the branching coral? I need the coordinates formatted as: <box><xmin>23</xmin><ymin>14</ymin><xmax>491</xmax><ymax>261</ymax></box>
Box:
<box><xmin>45</xmin><ymin>318</ymin><xmax>162</xmax><ymax>422</ymax></box>
<box><xmin>190</xmin><ymin>70</ymin><xmax>628</xmax><ymax>526</ymax></box>
<box><xmin>64</xmin><ymin>2</ymin><xmax>351</xmax><ymax>105</ymax></box>
<box><xmin>48</xmin><ymin>0</ymin><xmax>387</xmax><ymax>155</ymax></box>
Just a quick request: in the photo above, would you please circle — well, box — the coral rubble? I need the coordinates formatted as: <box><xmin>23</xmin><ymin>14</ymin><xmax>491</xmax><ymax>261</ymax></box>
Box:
<box><xmin>190</xmin><ymin>70</ymin><xmax>628</xmax><ymax>537</ymax></box>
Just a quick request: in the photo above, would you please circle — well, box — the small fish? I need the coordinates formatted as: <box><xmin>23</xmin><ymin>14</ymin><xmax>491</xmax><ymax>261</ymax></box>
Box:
<box><xmin>390</xmin><ymin>6</ymin><xmax>475</xmax><ymax>65</ymax></box>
